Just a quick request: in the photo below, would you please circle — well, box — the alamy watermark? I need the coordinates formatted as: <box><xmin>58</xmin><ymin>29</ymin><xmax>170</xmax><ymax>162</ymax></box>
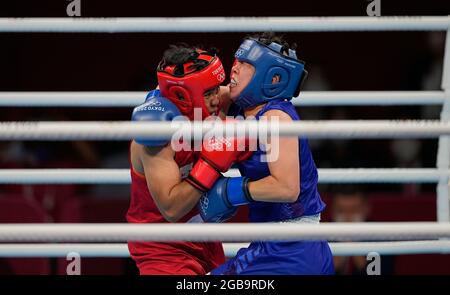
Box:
<box><xmin>167</xmin><ymin>108</ymin><xmax>280</xmax><ymax>163</ymax></box>
<box><xmin>66</xmin><ymin>0</ymin><xmax>81</xmax><ymax>17</ymax></box>
<box><xmin>66</xmin><ymin>251</ymin><xmax>81</xmax><ymax>275</ymax></box>
<box><xmin>133</xmin><ymin>103</ymin><xmax>282</xmax><ymax>162</ymax></box>
<box><xmin>366</xmin><ymin>251</ymin><xmax>381</xmax><ymax>275</ymax></box>
<box><xmin>366</xmin><ymin>0</ymin><xmax>381</xmax><ymax>17</ymax></box>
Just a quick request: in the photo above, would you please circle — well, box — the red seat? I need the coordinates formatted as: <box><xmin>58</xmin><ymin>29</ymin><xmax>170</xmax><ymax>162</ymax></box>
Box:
<box><xmin>0</xmin><ymin>194</ymin><xmax>51</xmax><ymax>274</ymax></box>
<box><xmin>367</xmin><ymin>192</ymin><xmax>436</xmax><ymax>221</ymax></box>
<box><xmin>56</xmin><ymin>196</ymin><xmax>128</xmax><ymax>223</ymax></box>
<box><xmin>321</xmin><ymin>192</ymin><xmax>436</xmax><ymax>222</ymax></box>
<box><xmin>394</xmin><ymin>254</ymin><xmax>450</xmax><ymax>275</ymax></box>
<box><xmin>24</xmin><ymin>184</ymin><xmax>77</xmax><ymax>221</ymax></box>
<box><xmin>56</xmin><ymin>196</ymin><xmax>129</xmax><ymax>274</ymax></box>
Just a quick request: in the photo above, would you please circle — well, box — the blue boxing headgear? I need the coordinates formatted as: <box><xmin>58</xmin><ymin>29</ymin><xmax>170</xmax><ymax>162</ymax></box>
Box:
<box><xmin>233</xmin><ymin>38</ymin><xmax>307</xmax><ymax>109</ymax></box>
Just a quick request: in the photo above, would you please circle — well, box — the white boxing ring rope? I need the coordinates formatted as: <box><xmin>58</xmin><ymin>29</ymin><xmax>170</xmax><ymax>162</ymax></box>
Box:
<box><xmin>0</xmin><ymin>16</ymin><xmax>448</xmax><ymax>32</ymax></box>
<box><xmin>0</xmin><ymin>223</ymin><xmax>449</xmax><ymax>242</ymax></box>
<box><xmin>1</xmin><ymin>241</ymin><xmax>450</xmax><ymax>257</ymax></box>
<box><xmin>1</xmin><ymin>120</ymin><xmax>450</xmax><ymax>140</ymax></box>
<box><xmin>0</xmin><ymin>91</ymin><xmax>446</xmax><ymax>107</ymax></box>
<box><xmin>0</xmin><ymin>168</ymin><xmax>449</xmax><ymax>184</ymax></box>
<box><xmin>1</xmin><ymin>16</ymin><xmax>450</xmax><ymax>262</ymax></box>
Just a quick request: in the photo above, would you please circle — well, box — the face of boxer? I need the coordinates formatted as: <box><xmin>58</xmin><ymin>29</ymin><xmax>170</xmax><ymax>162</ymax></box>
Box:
<box><xmin>229</xmin><ymin>60</ymin><xmax>255</xmax><ymax>100</ymax></box>
<box><xmin>203</xmin><ymin>86</ymin><xmax>221</xmax><ymax>114</ymax></box>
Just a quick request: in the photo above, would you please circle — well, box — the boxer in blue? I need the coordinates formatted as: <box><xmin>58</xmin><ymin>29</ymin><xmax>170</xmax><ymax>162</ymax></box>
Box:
<box><xmin>199</xmin><ymin>33</ymin><xmax>335</xmax><ymax>275</ymax></box>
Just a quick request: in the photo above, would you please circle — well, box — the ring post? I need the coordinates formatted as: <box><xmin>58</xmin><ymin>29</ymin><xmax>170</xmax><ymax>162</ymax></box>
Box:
<box><xmin>437</xmin><ymin>18</ymin><xmax>450</xmax><ymax>222</ymax></box>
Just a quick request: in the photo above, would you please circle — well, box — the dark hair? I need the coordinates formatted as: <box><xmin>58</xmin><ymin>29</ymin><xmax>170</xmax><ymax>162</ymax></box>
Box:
<box><xmin>249</xmin><ymin>32</ymin><xmax>298</xmax><ymax>57</ymax></box>
<box><xmin>159</xmin><ymin>44</ymin><xmax>216</xmax><ymax>76</ymax></box>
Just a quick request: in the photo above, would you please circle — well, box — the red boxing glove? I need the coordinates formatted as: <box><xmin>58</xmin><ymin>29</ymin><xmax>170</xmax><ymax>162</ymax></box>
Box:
<box><xmin>186</xmin><ymin>121</ymin><xmax>254</xmax><ymax>192</ymax></box>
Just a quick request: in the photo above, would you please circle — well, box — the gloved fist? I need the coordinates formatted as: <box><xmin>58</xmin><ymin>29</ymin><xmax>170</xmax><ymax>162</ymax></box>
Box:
<box><xmin>131</xmin><ymin>92</ymin><xmax>181</xmax><ymax>147</ymax></box>
<box><xmin>199</xmin><ymin>176</ymin><xmax>253</xmax><ymax>223</ymax></box>
<box><xmin>186</xmin><ymin>119</ymin><xmax>254</xmax><ymax>192</ymax></box>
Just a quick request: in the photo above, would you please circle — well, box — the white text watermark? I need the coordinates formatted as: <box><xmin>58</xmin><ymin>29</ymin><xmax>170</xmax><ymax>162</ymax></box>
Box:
<box><xmin>66</xmin><ymin>0</ymin><xmax>81</xmax><ymax>17</ymax></box>
<box><xmin>66</xmin><ymin>251</ymin><xmax>81</xmax><ymax>275</ymax></box>
<box><xmin>366</xmin><ymin>0</ymin><xmax>381</xmax><ymax>17</ymax></box>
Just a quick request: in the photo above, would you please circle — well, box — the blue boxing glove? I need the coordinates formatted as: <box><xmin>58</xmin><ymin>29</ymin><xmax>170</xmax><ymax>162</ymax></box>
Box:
<box><xmin>199</xmin><ymin>177</ymin><xmax>254</xmax><ymax>223</ymax></box>
<box><xmin>131</xmin><ymin>92</ymin><xmax>181</xmax><ymax>147</ymax></box>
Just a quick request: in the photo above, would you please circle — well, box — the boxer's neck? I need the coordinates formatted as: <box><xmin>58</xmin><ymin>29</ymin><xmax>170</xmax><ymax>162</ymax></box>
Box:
<box><xmin>244</xmin><ymin>103</ymin><xmax>265</xmax><ymax>118</ymax></box>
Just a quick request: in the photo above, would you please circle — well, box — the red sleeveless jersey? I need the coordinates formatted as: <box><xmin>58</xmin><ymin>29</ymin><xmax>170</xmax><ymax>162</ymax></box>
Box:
<box><xmin>127</xmin><ymin>147</ymin><xmax>225</xmax><ymax>275</ymax></box>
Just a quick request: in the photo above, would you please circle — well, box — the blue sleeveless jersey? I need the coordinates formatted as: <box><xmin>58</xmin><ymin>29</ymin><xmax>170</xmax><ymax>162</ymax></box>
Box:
<box><xmin>212</xmin><ymin>100</ymin><xmax>334</xmax><ymax>275</ymax></box>
<box><xmin>236</xmin><ymin>99</ymin><xmax>326</xmax><ymax>222</ymax></box>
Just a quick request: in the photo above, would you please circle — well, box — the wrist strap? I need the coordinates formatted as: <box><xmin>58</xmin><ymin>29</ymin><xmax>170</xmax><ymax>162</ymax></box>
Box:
<box><xmin>242</xmin><ymin>177</ymin><xmax>254</xmax><ymax>203</ymax></box>
<box><xmin>185</xmin><ymin>176</ymin><xmax>209</xmax><ymax>192</ymax></box>
<box><xmin>226</xmin><ymin>177</ymin><xmax>254</xmax><ymax>206</ymax></box>
<box><xmin>187</xmin><ymin>159</ymin><xmax>221</xmax><ymax>192</ymax></box>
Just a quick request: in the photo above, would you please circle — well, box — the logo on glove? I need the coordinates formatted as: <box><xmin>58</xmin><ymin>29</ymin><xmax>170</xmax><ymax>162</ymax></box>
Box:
<box><xmin>199</xmin><ymin>194</ymin><xmax>231</xmax><ymax>223</ymax></box>
<box><xmin>147</xmin><ymin>100</ymin><xmax>162</xmax><ymax>107</ymax></box>
<box><xmin>206</xmin><ymin>136</ymin><xmax>232</xmax><ymax>151</ymax></box>
<box><xmin>199</xmin><ymin>194</ymin><xmax>209</xmax><ymax>214</ymax></box>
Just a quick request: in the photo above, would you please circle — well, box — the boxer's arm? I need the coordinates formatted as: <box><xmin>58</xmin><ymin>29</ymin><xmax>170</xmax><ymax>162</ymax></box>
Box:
<box><xmin>130</xmin><ymin>94</ymin><xmax>202</xmax><ymax>222</ymax></box>
<box><xmin>136</xmin><ymin>142</ymin><xmax>202</xmax><ymax>223</ymax></box>
<box><xmin>247</xmin><ymin>110</ymin><xmax>300</xmax><ymax>202</ymax></box>
<box><xmin>199</xmin><ymin>110</ymin><xmax>300</xmax><ymax>222</ymax></box>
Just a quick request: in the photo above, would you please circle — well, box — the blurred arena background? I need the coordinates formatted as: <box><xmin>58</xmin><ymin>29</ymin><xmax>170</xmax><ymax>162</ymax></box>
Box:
<box><xmin>0</xmin><ymin>0</ymin><xmax>449</xmax><ymax>274</ymax></box>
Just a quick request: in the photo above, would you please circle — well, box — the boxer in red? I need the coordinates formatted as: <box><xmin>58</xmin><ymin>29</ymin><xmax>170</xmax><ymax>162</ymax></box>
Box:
<box><xmin>127</xmin><ymin>45</ymin><xmax>246</xmax><ymax>275</ymax></box>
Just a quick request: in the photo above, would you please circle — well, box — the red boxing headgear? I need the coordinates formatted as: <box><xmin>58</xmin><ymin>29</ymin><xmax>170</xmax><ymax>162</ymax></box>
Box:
<box><xmin>157</xmin><ymin>50</ymin><xmax>225</xmax><ymax>120</ymax></box>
